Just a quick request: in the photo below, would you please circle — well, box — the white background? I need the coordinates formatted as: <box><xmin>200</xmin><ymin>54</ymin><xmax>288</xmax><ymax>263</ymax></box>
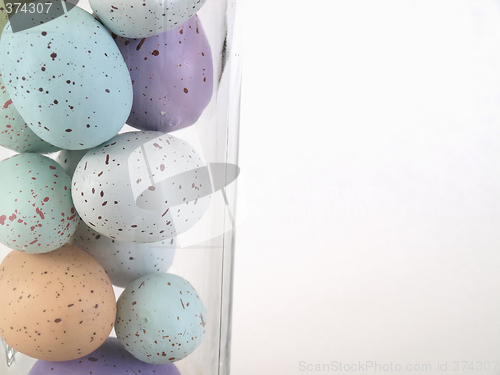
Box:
<box><xmin>232</xmin><ymin>1</ymin><xmax>500</xmax><ymax>374</ymax></box>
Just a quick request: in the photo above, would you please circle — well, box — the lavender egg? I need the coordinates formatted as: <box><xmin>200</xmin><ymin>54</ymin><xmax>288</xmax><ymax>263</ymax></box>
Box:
<box><xmin>72</xmin><ymin>221</ymin><xmax>176</xmax><ymax>288</ymax></box>
<box><xmin>115</xmin><ymin>273</ymin><xmax>207</xmax><ymax>364</ymax></box>
<box><xmin>28</xmin><ymin>337</ymin><xmax>182</xmax><ymax>375</ymax></box>
<box><xmin>90</xmin><ymin>0</ymin><xmax>208</xmax><ymax>38</ymax></box>
<box><xmin>71</xmin><ymin>131</ymin><xmax>212</xmax><ymax>243</ymax></box>
<box><xmin>115</xmin><ymin>15</ymin><xmax>213</xmax><ymax>133</ymax></box>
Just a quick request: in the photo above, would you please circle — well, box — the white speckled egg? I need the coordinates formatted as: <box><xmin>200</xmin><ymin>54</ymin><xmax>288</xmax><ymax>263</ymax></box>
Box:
<box><xmin>90</xmin><ymin>0</ymin><xmax>208</xmax><ymax>38</ymax></box>
<box><xmin>72</xmin><ymin>221</ymin><xmax>176</xmax><ymax>288</ymax></box>
<box><xmin>0</xmin><ymin>73</ymin><xmax>60</xmax><ymax>153</ymax></box>
<box><xmin>0</xmin><ymin>244</ymin><xmax>117</xmax><ymax>361</ymax></box>
<box><xmin>71</xmin><ymin>131</ymin><xmax>212</xmax><ymax>243</ymax></box>
<box><xmin>115</xmin><ymin>273</ymin><xmax>206</xmax><ymax>364</ymax></box>
<box><xmin>0</xmin><ymin>153</ymin><xmax>78</xmax><ymax>253</ymax></box>
<box><xmin>0</xmin><ymin>5</ymin><xmax>132</xmax><ymax>150</ymax></box>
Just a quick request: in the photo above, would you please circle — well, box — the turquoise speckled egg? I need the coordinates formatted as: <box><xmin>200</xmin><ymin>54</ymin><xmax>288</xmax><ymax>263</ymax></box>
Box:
<box><xmin>115</xmin><ymin>273</ymin><xmax>206</xmax><ymax>364</ymax></box>
<box><xmin>0</xmin><ymin>153</ymin><xmax>78</xmax><ymax>253</ymax></box>
<box><xmin>0</xmin><ymin>5</ymin><xmax>132</xmax><ymax>150</ymax></box>
<box><xmin>0</xmin><ymin>73</ymin><xmax>59</xmax><ymax>153</ymax></box>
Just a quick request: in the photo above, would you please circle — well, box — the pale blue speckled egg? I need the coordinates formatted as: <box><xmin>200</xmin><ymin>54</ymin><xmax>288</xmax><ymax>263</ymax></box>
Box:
<box><xmin>0</xmin><ymin>153</ymin><xmax>78</xmax><ymax>253</ymax></box>
<box><xmin>115</xmin><ymin>273</ymin><xmax>206</xmax><ymax>364</ymax></box>
<box><xmin>55</xmin><ymin>148</ymin><xmax>88</xmax><ymax>176</ymax></box>
<box><xmin>0</xmin><ymin>5</ymin><xmax>132</xmax><ymax>150</ymax></box>
<box><xmin>0</xmin><ymin>73</ymin><xmax>59</xmax><ymax>153</ymax></box>
<box><xmin>71</xmin><ymin>221</ymin><xmax>176</xmax><ymax>288</ymax></box>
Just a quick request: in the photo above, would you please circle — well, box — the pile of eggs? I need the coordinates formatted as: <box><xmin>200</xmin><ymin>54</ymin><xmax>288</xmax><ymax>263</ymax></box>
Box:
<box><xmin>0</xmin><ymin>0</ymin><xmax>214</xmax><ymax>372</ymax></box>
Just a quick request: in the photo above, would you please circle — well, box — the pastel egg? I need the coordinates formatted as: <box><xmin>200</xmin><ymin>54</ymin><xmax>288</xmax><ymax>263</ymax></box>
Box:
<box><xmin>71</xmin><ymin>131</ymin><xmax>212</xmax><ymax>243</ymax></box>
<box><xmin>0</xmin><ymin>244</ymin><xmax>117</xmax><ymax>361</ymax></box>
<box><xmin>0</xmin><ymin>73</ymin><xmax>60</xmax><ymax>153</ymax></box>
<box><xmin>115</xmin><ymin>273</ymin><xmax>206</xmax><ymax>364</ymax></box>
<box><xmin>0</xmin><ymin>153</ymin><xmax>78</xmax><ymax>253</ymax></box>
<box><xmin>28</xmin><ymin>337</ymin><xmax>181</xmax><ymax>374</ymax></box>
<box><xmin>115</xmin><ymin>15</ymin><xmax>213</xmax><ymax>133</ymax></box>
<box><xmin>72</xmin><ymin>221</ymin><xmax>176</xmax><ymax>288</ymax></box>
<box><xmin>55</xmin><ymin>149</ymin><xmax>88</xmax><ymax>176</ymax></box>
<box><xmin>90</xmin><ymin>0</ymin><xmax>208</xmax><ymax>38</ymax></box>
<box><xmin>0</xmin><ymin>5</ymin><xmax>132</xmax><ymax>150</ymax></box>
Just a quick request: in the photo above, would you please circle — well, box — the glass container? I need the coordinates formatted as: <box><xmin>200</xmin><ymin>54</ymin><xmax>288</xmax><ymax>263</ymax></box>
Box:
<box><xmin>0</xmin><ymin>0</ymin><xmax>243</xmax><ymax>373</ymax></box>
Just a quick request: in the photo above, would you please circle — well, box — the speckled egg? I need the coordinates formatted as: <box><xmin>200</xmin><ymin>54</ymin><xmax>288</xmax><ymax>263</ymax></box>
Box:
<box><xmin>90</xmin><ymin>0</ymin><xmax>208</xmax><ymax>38</ymax></box>
<box><xmin>0</xmin><ymin>73</ymin><xmax>60</xmax><ymax>153</ymax></box>
<box><xmin>0</xmin><ymin>244</ymin><xmax>117</xmax><ymax>361</ymax></box>
<box><xmin>71</xmin><ymin>131</ymin><xmax>212</xmax><ymax>243</ymax></box>
<box><xmin>0</xmin><ymin>153</ymin><xmax>78</xmax><ymax>253</ymax></box>
<box><xmin>0</xmin><ymin>5</ymin><xmax>132</xmax><ymax>150</ymax></box>
<box><xmin>115</xmin><ymin>273</ymin><xmax>206</xmax><ymax>364</ymax></box>
<box><xmin>72</xmin><ymin>221</ymin><xmax>176</xmax><ymax>288</ymax></box>
<box><xmin>55</xmin><ymin>149</ymin><xmax>88</xmax><ymax>176</ymax></box>
<box><xmin>28</xmin><ymin>337</ymin><xmax>182</xmax><ymax>374</ymax></box>
<box><xmin>115</xmin><ymin>15</ymin><xmax>213</xmax><ymax>133</ymax></box>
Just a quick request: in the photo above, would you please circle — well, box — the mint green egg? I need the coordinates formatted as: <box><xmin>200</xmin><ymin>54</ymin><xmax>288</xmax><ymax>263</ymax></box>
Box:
<box><xmin>0</xmin><ymin>153</ymin><xmax>78</xmax><ymax>253</ymax></box>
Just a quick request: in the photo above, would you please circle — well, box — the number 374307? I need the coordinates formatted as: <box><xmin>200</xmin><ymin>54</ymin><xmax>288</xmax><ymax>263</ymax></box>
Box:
<box><xmin>4</xmin><ymin>2</ymin><xmax>53</xmax><ymax>14</ymax></box>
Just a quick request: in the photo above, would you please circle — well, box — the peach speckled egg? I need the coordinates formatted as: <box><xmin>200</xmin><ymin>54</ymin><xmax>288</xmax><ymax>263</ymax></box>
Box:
<box><xmin>0</xmin><ymin>243</ymin><xmax>117</xmax><ymax>361</ymax></box>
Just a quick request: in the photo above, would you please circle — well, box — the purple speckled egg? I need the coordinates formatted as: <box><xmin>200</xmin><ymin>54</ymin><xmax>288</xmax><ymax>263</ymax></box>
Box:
<box><xmin>28</xmin><ymin>337</ymin><xmax>182</xmax><ymax>374</ymax></box>
<box><xmin>114</xmin><ymin>15</ymin><xmax>213</xmax><ymax>133</ymax></box>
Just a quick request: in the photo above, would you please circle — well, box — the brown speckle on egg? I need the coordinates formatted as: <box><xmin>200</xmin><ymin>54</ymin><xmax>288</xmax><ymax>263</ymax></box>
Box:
<box><xmin>0</xmin><ymin>244</ymin><xmax>116</xmax><ymax>361</ymax></box>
